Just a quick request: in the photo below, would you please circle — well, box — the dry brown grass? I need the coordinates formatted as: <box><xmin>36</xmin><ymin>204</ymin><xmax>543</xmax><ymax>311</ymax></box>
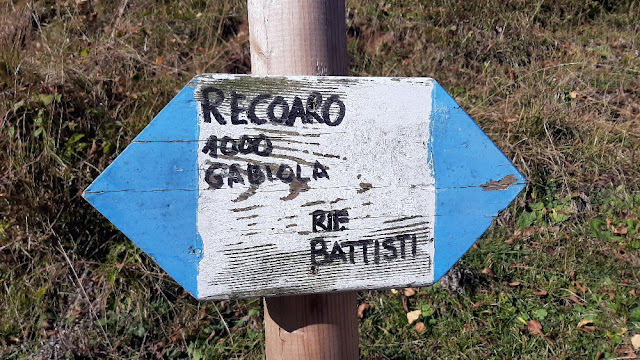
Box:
<box><xmin>1</xmin><ymin>0</ymin><xmax>639</xmax><ymax>358</ymax></box>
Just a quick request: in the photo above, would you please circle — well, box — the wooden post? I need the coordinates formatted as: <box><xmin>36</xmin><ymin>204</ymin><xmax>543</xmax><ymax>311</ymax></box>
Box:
<box><xmin>248</xmin><ymin>0</ymin><xmax>348</xmax><ymax>76</ymax></box>
<box><xmin>263</xmin><ymin>292</ymin><xmax>359</xmax><ymax>359</ymax></box>
<box><xmin>248</xmin><ymin>1</ymin><xmax>358</xmax><ymax>359</ymax></box>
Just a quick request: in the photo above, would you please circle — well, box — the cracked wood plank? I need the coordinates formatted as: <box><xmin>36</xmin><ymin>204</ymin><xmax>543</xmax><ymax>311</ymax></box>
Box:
<box><xmin>192</xmin><ymin>75</ymin><xmax>436</xmax><ymax>299</ymax></box>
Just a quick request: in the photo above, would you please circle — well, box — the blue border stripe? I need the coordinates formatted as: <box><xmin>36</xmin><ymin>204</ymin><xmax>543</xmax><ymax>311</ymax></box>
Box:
<box><xmin>84</xmin><ymin>86</ymin><xmax>203</xmax><ymax>296</ymax></box>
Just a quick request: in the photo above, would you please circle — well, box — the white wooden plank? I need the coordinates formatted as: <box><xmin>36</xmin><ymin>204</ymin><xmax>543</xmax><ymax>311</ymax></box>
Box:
<box><xmin>193</xmin><ymin>75</ymin><xmax>435</xmax><ymax>299</ymax></box>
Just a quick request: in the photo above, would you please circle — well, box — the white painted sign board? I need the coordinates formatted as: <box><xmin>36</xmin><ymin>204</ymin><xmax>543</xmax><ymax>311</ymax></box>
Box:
<box><xmin>84</xmin><ymin>75</ymin><xmax>525</xmax><ymax>300</ymax></box>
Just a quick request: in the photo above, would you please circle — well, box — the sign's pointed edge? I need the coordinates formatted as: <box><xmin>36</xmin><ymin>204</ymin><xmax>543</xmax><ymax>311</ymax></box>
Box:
<box><xmin>83</xmin><ymin>85</ymin><xmax>203</xmax><ymax>297</ymax></box>
<box><xmin>80</xmin><ymin>75</ymin><xmax>529</xmax><ymax>299</ymax></box>
<box><xmin>430</xmin><ymin>81</ymin><xmax>527</xmax><ymax>282</ymax></box>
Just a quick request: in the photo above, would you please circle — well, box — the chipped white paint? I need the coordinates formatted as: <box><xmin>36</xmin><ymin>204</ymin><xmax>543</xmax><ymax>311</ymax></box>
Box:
<box><xmin>193</xmin><ymin>75</ymin><xmax>435</xmax><ymax>299</ymax></box>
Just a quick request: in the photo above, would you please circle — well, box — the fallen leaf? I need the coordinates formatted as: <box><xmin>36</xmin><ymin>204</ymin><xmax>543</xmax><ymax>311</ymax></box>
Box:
<box><xmin>615</xmin><ymin>345</ymin><xmax>635</xmax><ymax>357</ymax></box>
<box><xmin>357</xmin><ymin>303</ymin><xmax>369</xmax><ymax>318</ymax></box>
<box><xmin>414</xmin><ymin>322</ymin><xmax>426</xmax><ymax>333</ymax></box>
<box><xmin>403</xmin><ymin>288</ymin><xmax>416</xmax><ymax>297</ymax></box>
<box><xmin>534</xmin><ymin>290</ymin><xmax>548</xmax><ymax>296</ymax></box>
<box><xmin>569</xmin><ymin>294</ymin><xmax>584</xmax><ymax>306</ymax></box>
<box><xmin>583</xmin><ymin>326</ymin><xmax>596</xmax><ymax>332</ymax></box>
<box><xmin>508</xmin><ymin>281</ymin><xmax>521</xmax><ymax>287</ymax></box>
<box><xmin>406</xmin><ymin>310</ymin><xmax>421</xmax><ymax>324</ymax></box>
<box><xmin>575</xmin><ymin>281</ymin><xmax>588</xmax><ymax>293</ymax></box>
<box><xmin>205</xmin><ymin>330</ymin><xmax>216</xmax><ymax>343</ymax></box>
<box><xmin>472</xmin><ymin>301</ymin><xmax>485</xmax><ymax>309</ymax></box>
<box><xmin>402</xmin><ymin>296</ymin><xmax>409</xmax><ymax>313</ymax></box>
<box><xmin>528</xmin><ymin>320</ymin><xmax>543</xmax><ymax>335</ymax></box>
<box><xmin>523</xmin><ymin>227</ymin><xmax>536</xmax><ymax>237</ymax></box>
<box><xmin>612</xmin><ymin>225</ymin><xmax>628</xmax><ymax>235</ymax></box>
<box><xmin>156</xmin><ymin>56</ymin><xmax>163</xmax><ymax>65</ymax></box>
<box><xmin>631</xmin><ymin>334</ymin><xmax>640</xmax><ymax>350</ymax></box>
<box><xmin>481</xmin><ymin>267</ymin><xmax>494</xmax><ymax>276</ymax></box>
<box><xmin>569</xmin><ymin>91</ymin><xmax>578</xmax><ymax>99</ymax></box>
<box><xmin>577</xmin><ymin>319</ymin><xmax>593</xmax><ymax>328</ymax></box>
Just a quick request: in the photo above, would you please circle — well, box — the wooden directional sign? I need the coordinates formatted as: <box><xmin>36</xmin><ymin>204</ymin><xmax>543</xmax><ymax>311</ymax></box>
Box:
<box><xmin>84</xmin><ymin>75</ymin><xmax>526</xmax><ymax>300</ymax></box>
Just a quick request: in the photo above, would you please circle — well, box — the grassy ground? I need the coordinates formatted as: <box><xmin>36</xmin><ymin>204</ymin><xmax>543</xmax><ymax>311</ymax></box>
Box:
<box><xmin>1</xmin><ymin>0</ymin><xmax>639</xmax><ymax>358</ymax></box>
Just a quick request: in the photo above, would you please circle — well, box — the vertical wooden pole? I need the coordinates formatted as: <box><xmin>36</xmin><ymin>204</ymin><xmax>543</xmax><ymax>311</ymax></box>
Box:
<box><xmin>247</xmin><ymin>1</ymin><xmax>358</xmax><ymax>359</ymax></box>
<box><xmin>248</xmin><ymin>0</ymin><xmax>348</xmax><ymax>76</ymax></box>
<box><xmin>262</xmin><ymin>292</ymin><xmax>359</xmax><ymax>359</ymax></box>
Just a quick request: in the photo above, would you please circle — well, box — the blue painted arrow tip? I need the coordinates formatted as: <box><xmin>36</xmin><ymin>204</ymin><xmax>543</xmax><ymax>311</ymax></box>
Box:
<box><xmin>83</xmin><ymin>86</ymin><xmax>202</xmax><ymax>297</ymax></box>
<box><xmin>431</xmin><ymin>82</ymin><xmax>526</xmax><ymax>282</ymax></box>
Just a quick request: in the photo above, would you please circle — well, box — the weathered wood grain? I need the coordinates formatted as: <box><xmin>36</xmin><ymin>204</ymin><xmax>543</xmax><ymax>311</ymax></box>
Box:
<box><xmin>192</xmin><ymin>75</ymin><xmax>435</xmax><ymax>299</ymax></box>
